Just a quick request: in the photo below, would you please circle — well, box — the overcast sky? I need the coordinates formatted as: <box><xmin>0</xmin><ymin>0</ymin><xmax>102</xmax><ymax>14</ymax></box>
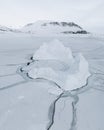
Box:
<box><xmin>0</xmin><ymin>0</ymin><xmax>104</xmax><ymax>33</ymax></box>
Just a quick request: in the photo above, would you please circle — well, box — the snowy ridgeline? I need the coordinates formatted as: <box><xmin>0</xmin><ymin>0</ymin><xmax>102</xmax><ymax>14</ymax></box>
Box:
<box><xmin>0</xmin><ymin>21</ymin><xmax>88</xmax><ymax>35</ymax></box>
<box><xmin>23</xmin><ymin>39</ymin><xmax>90</xmax><ymax>92</ymax></box>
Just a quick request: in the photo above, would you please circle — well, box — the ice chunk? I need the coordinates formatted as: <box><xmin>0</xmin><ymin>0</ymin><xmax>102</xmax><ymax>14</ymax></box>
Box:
<box><xmin>33</xmin><ymin>39</ymin><xmax>74</xmax><ymax>65</ymax></box>
<box><xmin>29</xmin><ymin>39</ymin><xmax>90</xmax><ymax>91</ymax></box>
<box><xmin>65</xmin><ymin>53</ymin><xmax>90</xmax><ymax>90</ymax></box>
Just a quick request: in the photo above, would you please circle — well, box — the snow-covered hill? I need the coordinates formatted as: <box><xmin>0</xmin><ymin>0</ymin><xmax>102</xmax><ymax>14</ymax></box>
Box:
<box><xmin>0</xmin><ymin>25</ymin><xmax>21</xmax><ymax>33</ymax></box>
<box><xmin>21</xmin><ymin>20</ymin><xmax>88</xmax><ymax>36</ymax></box>
<box><xmin>0</xmin><ymin>25</ymin><xmax>13</xmax><ymax>32</ymax></box>
<box><xmin>0</xmin><ymin>21</ymin><xmax>88</xmax><ymax>35</ymax></box>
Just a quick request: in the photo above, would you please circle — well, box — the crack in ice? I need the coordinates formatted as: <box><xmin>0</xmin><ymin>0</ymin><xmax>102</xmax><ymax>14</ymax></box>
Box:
<box><xmin>0</xmin><ymin>81</ymin><xmax>27</xmax><ymax>91</ymax></box>
<box><xmin>0</xmin><ymin>73</ymin><xmax>17</xmax><ymax>77</ymax></box>
<box><xmin>47</xmin><ymin>92</ymin><xmax>64</xmax><ymax>130</ymax></box>
<box><xmin>69</xmin><ymin>95</ymin><xmax>79</xmax><ymax>130</ymax></box>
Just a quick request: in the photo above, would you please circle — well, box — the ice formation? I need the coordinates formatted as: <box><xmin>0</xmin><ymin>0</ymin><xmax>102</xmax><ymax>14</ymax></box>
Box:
<box><xmin>33</xmin><ymin>39</ymin><xmax>74</xmax><ymax>65</ymax></box>
<box><xmin>28</xmin><ymin>39</ymin><xmax>90</xmax><ymax>91</ymax></box>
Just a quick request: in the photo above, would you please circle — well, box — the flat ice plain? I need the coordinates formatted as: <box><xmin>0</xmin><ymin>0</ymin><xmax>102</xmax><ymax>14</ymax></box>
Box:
<box><xmin>0</xmin><ymin>32</ymin><xmax>104</xmax><ymax>130</ymax></box>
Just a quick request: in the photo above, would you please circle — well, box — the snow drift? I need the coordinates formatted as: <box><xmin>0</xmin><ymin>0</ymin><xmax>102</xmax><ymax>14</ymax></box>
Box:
<box><xmin>28</xmin><ymin>39</ymin><xmax>90</xmax><ymax>91</ymax></box>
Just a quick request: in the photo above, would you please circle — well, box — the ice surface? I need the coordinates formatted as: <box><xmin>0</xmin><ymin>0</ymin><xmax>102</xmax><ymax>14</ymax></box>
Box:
<box><xmin>29</xmin><ymin>39</ymin><xmax>90</xmax><ymax>91</ymax></box>
<box><xmin>0</xmin><ymin>33</ymin><xmax>104</xmax><ymax>130</ymax></box>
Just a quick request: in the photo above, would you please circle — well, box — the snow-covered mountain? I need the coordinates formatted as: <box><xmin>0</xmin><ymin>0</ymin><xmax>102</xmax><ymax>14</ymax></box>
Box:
<box><xmin>0</xmin><ymin>21</ymin><xmax>88</xmax><ymax>35</ymax></box>
<box><xmin>0</xmin><ymin>25</ymin><xmax>13</xmax><ymax>32</ymax></box>
<box><xmin>21</xmin><ymin>20</ymin><xmax>88</xmax><ymax>36</ymax></box>
<box><xmin>0</xmin><ymin>25</ymin><xmax>21</xmax><ymax>33</ymax></box>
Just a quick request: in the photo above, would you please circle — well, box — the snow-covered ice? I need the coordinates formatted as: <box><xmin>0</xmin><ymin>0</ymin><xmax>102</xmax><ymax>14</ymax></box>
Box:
<box><xmin>28</xmin><ymin>39</ymin><xmax>90</xmax><ymax>91</ymax></box>
<box><xmin>0</xmin><ymin>32</ymin><xmax>104</xmax><ymax>130</ymax></box>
